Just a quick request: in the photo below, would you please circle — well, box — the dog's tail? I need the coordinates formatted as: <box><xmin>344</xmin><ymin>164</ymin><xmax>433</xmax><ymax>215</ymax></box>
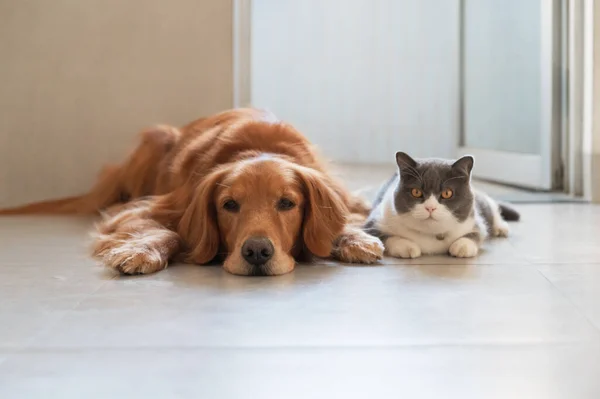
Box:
<box><xmin>0</xmin><ymin>165</ymin><xmax>122</xmax><ymax>215</ymax></box>
<box><xmin>0</xmin><ymin>195</ymin><xmax>95</xmax><ymax>215</ymax></box>
<box><xmin>499</xmin><ymin>202</ymin><xmax>520</xmax><ymax>222</ymax></box>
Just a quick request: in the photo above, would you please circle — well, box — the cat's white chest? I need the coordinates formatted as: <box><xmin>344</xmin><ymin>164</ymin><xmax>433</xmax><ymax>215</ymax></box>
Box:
<box><xmin>375</xmin><ymin>192</ymin><xmax>475</xmax><ymax>255</ymax></box>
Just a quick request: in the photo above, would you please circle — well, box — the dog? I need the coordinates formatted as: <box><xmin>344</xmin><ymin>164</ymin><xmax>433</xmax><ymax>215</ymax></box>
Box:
<box><xmin>0</xmin><ymin>108</ymin><xmax>384</xmax><ymax>276</ymax></box>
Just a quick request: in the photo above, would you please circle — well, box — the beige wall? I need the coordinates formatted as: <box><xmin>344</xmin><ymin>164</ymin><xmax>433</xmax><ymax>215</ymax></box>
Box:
<box><xmin>0</xmin><ymin>0</ymin><xmax>233</xmax><ymax>206</ymax></box>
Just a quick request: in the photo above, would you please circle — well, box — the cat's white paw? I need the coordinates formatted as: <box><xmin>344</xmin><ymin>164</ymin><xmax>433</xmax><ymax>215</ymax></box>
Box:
<box><xmin>385</xmin><ymin>237</ymin><xmax>422</xmax><ymax>259</ymax></box>
<box><xmin>493</xmin><ymin>220</ymin><xmax>510</xmax><ymax>237</ymax></box>
<box><xmin>449</xmin><ymin>237</ymin><xmax>479</xmax><ymax>258</ymax></box>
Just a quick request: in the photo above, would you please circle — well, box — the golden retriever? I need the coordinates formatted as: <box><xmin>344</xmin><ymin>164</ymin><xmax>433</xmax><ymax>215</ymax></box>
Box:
<box><xmin>0</xmin><ymin>108</ymin><xmax>384</xmax><ymax>276</ymax></box>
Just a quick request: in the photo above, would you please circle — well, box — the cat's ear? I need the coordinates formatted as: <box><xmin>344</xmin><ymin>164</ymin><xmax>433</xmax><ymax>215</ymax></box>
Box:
<box><xmin>452</xmin><ymin>155</ymin><xmax>474</xmax><ymax>176</ymax></box>
<box><xmin>395</xmin><ymin>152</ymin><xmax>417</xmax><ymax>170</ymax></box>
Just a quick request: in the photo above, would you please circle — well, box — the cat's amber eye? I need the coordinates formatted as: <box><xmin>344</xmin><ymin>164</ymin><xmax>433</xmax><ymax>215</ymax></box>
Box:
<box><xmin>441</xmin><ymin>189</ymin><xmax>454</xmax><ymax>199</ymax></box>
<box><xmin>411</xmin><ymin>188</ymin><xmax>423</xmax><ymax>198</ymax></box>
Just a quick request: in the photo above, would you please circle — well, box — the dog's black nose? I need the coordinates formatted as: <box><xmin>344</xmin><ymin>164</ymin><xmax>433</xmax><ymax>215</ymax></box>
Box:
<box><xmin>241</xmin><ymin>237</ymin><xmax>274</xmax><ymax>265</ymax></box>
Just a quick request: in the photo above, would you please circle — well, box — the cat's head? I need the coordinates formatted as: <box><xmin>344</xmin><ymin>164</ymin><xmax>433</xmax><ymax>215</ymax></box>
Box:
<box><xmin>393</xmin><ymin>152</ymin><xmax>475</xmax><ymax>226</ymax></box>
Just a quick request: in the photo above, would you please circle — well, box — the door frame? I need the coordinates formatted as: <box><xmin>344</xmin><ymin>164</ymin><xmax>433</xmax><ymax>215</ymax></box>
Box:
<box><xmin>562</xmin><ymin>0</ymin><xmax>596</xmax><ymax>200</ymax></box>
<box><xmin>457</xmin><ymin>0</ymin><xmax>564</xmax><ymax>191</ymax></box>
<box><xmin>582</xmin><ymin>0</ymin><xmax>598</xmax><ymax>202</ymax></box>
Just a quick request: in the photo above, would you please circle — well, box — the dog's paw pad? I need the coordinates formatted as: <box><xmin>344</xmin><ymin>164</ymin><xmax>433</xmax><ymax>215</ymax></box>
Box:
<box><xmin>334</xmin><ymin>232</ymin><xmax>384</xmax><ymax>264</ymax></box>
<box><xmin>96</xmin><ymin>242</ymin><xmax>167</xmax><ymax>275</ymax></box>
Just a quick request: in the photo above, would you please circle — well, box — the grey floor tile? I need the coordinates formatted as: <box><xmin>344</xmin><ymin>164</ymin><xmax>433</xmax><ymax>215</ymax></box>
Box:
<box><xmin>0</xmin><ymin>217</ymin><xmax>107</xmax><ymax>349</ymax></box>
<box><xmin>0</xmin><ymin>216</ymin><xmax>96</xmax><ymax>271</ymax></box>
<box><xmin>506</xmin><ymin>204</ymin><xmax>600</xmax><ymax>264</ymax></box>
<box><xmin>0</xmin><ymin>264</ymin><xmax>108</xmax><ymax>349</ymax></box>
<box><xmin>28</xmin><ymin>263</ymin><xmax>598</xmax><ymax>349</ymax></box>
<box><xmin>1</xmin><ymin>345</ymin><xmax>600</xmax><ymax>399</ymax></box>
<box><xmin>538</xmin><ymin>264</ymin><xmax>600</xmax><ymax>330</ymax></box>
<box><xmin>2</xmin><ymin>197</ymin><xmax>600</xmax><ymax>398</ymax></box>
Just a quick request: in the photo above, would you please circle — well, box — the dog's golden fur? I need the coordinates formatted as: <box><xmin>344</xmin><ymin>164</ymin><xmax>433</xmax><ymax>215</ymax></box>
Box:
<box><xmin>0</xmin><ymin>108</ymin><xmax>383</xmax><ymax>275</ymax></box>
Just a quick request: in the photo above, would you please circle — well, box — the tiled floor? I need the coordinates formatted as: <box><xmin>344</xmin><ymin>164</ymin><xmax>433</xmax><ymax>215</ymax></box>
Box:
<box><xmin>1</xmin><ymin>194</ymin><xmax>600</xmax><ymax>397</ymax></box>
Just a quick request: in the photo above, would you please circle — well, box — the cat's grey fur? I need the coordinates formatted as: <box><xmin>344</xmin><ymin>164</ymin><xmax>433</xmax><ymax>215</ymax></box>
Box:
<box><xmin>364</xmin><ymin>152</ymin><xmax>519</xmax><ymax>259</ymax></box>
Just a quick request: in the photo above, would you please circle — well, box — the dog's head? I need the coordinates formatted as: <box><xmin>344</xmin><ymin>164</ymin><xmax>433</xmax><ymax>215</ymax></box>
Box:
<box><xmin>177</xmin><ymin>156</ymin><xmax>347</xmax><ymax>276</ymax></box>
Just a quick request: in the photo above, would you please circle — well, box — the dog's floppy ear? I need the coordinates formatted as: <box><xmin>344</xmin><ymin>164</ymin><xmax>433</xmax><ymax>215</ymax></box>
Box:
<box><xmin>294</xmin><ymin>166</ymin><xmax>348</xmax><ymax>258</ymax></box>
<box><xmin>177</xmin><ymin>167</ymin><xmax>230</xmax><ymax>264</ymax></box>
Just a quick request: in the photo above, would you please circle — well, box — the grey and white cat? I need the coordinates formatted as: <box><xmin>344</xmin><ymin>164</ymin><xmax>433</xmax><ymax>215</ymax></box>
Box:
<box><xmin>364</xmin><ymin>152</ymin><xmax>520</xmax><ymax>258</ymax></box>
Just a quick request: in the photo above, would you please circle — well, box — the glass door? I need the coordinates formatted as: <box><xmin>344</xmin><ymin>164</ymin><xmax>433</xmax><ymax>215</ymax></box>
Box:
<box><xmin>458</xmin><ymin>0</ymin><xmax>563</xmax><ymax>190</ymax></box>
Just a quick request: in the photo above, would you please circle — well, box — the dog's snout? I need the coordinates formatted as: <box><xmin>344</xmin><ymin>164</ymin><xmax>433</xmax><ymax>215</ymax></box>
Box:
<box><xmin>241</xmin><ymin>237</ymin><xmax>274</xmax><ymax>265</ymax></box>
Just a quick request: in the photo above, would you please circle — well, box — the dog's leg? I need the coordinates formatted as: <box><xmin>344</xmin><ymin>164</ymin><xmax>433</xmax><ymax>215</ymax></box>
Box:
<box><xmin>91</xmin><ymin>198</ymin><xmax>181</xmax><ymax>275</ymax></box>
<box><xmin>331</xmin><ymin>224</ymin><xmax>384</xmax><ymax>264</ymax></box>
<box><xmin>117</xmin><ymin>125</ymin><xmax>181</xmax><ymax>199</ymax></box>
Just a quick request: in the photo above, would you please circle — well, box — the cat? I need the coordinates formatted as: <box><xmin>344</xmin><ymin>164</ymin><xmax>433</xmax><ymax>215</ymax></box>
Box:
<box><xmin>364</xmin><ymin>152</ymin><xmax>520</xmax><ymax>259</ymax></box>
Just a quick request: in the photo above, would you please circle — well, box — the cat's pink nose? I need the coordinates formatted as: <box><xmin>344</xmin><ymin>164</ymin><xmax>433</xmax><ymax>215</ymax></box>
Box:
<box><xmin>425</xmin><ymin>206</ymin><xmax>437</xmax><ymax>213</ymax></box>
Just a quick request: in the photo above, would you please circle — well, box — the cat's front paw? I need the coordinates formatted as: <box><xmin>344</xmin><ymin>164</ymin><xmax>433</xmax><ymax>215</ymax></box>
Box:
<box><xmin>385</xmin><ymin>237</ymin><xmax>422</xmax><ymax>259</ymax></box>
<box><xmin>449</xmin><ymin>237</ymin><xmax>479</xmax><ymax>258</ymax></box>
<box><xmin>493</xmin><ymin>220</ymin><xmax>510</xmax><ymax>237</ymax></box>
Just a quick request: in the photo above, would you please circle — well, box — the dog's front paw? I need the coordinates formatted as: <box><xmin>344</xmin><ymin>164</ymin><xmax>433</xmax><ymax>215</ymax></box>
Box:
<box><xmin>332</xmin><ymin>229</ymin><xmax>384</xmax><ymax>264</ymax></box>
<box><xmin>449</xmin><ymin>237</ymin><xmax>479</xmax><ymax>258</ymax></box>
<box><xmin>385</xmin><ymin>236</ymin><xmax>421</xmax><ymax>259</ymax></box>
<box><xmin>92</xmin><ymin>233</ymin><xmax>169</xmax><ymax>275</ymax></box>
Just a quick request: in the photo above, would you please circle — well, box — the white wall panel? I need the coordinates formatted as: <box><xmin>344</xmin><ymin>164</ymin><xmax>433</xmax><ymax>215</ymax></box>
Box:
<box><xmin>251</xmin><ymin>0</ymin><xmax>460</xmax><ymax>163</ymax></box>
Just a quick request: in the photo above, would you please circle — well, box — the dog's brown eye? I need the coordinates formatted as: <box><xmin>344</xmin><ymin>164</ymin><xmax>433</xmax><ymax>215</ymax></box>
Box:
<box><xmin>223</xmin><ymin>199</ymin><xmax>240</xmax><ymax>212</ymax></box>
<box><xmin>277</xmin><ymin>198</ymin><xmax>296</xmax><ymax>211</ymax></box>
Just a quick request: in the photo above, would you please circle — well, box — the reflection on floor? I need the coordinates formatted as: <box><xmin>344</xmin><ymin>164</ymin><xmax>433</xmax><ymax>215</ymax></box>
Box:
<box><xmin>0</xmin><ymin>167</ymin><xmax>599</xmax><ymax>398</ymax></box>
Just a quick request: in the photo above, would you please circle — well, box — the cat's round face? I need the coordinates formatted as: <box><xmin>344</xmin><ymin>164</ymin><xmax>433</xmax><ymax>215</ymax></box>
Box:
<box><xmin>394</xmin><ymin>153</ymin><xmax>475</xmax><ymax>226</ymax></box>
